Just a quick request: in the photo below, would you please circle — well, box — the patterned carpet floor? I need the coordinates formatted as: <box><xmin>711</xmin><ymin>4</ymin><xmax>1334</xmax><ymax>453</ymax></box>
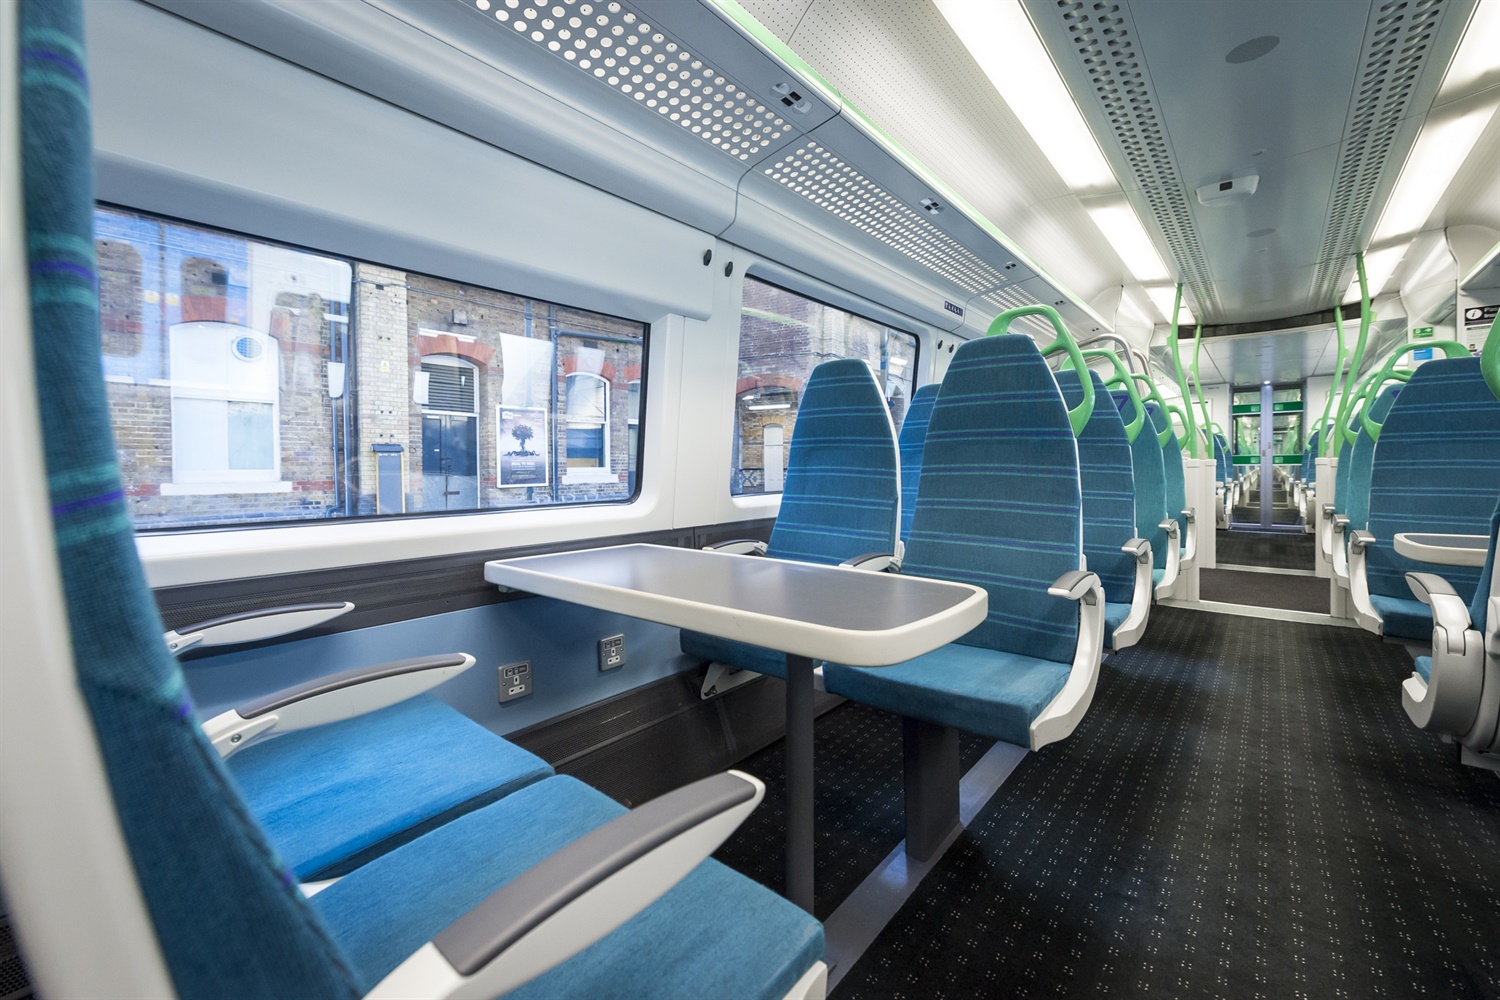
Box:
<box><xmin>1199</xmin><ymin>567</ymin><xmax>1330</xmax><ymax>614</ymax></box>
<box><xmin>715</xmin><ymin>702</ymin><xmax>993</xmax><ymax>921</ymax></box>
<box><xmin>1216</xmin><ymin>528</ymin><xmax>1316</xmax><ymax>571</ymax></box>
<box><xmin>836</xmin><ymin>607</ymin><xmax>1500</xmax><ymax>998</ymax></box>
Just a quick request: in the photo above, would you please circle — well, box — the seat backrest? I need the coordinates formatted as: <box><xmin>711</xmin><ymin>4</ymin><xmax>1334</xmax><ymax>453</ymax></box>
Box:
<box><xmin>1214</xmin><ymin>434</ymin><xmax>1230</xmax><ymax>483</ymax></box>
<box><xmin>1333</xmin><ymin>413</ymin><xmax>1360</xmax><ymax>514</ymax></box>
<box><xmin>1057</xmin><ymin>370</ymin><xmax>1136</xmax><ymax>605</ymax></box>
<box><xmin>17</xmin><ymin>6</ymin><xmax>357</xmax><ymax>994</ymax></box>
<box><xmin>1472</xmin><ymin>498</ymin><xmax>1499</xmax><ymax>634</ymax></box>
<box><xmin>898</xmin><ymin>383</ymin><xmax>940</xmax><ymax>544</ymax></box>
<box><xmin>904</xmin><ymin>335</ymin><xmax>1082</xmax><ymax>664</ymax></box>
<box><xmin>1344</xmin><ymin>384</ymin><xmax>1401</xmax><ymax>532</ymax></box>
<box><xmin>1366</xmin><ymin>358</ymin><xmax>1500</xmax><ymax>604</ymax></box>
<box><xmin>1148</xmin><ymin>403</ymin><xmax>1188</xmax><ymax>522</ymax></box>
<box><xmin>767</xmin><ymin>358</ymin><xmax>900</xmax><ymax>565</ymax></box>
<box><xmin>1113</xmin><ymin>390</ymin><xmax>1169</xmax><ymax>569</ymax></box>
<box><xmin>1303</xmin><ymin>429</ymin><xmax>1320</xmax><ymax>484</ymax></box>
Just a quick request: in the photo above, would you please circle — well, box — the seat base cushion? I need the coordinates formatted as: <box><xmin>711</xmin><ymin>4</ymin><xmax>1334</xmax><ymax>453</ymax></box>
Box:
<box><xmin>1104</xmin><ymin>602</ymin><xmax>1132</xmax><ymax>647</ymax></box>
<box><xmin>680</xmin><ymin>629</ymin><xmax>789</xmax><ymax>678</ymax></box>
<box><xmin>230</xmin><ymin>695</ymin><xmax>551</xmax><ymax>879</ymax></box>
<box><xmin>822</xmin><ymin>642</ymin><xmax>1072</xmax><ymax>747</ymax></box>
<box><xmin>1414</xmin><ymin>655</ymin><xmax>1432</xmax><ymax>683</ymax></box>
<box><xmin>1152</xmin><ymin>567</ymin><xmax>1165</xmax><ymax>586</ymax></box>
<box><xmin>314</xmin><ymin>776</ymin><xmax>823</xmax><ymax>1000</ymax></box>
<box><xmin>1369</xmin><ymin>594</ymin><xmax>1434</xmax><ymax>641</ymax></box>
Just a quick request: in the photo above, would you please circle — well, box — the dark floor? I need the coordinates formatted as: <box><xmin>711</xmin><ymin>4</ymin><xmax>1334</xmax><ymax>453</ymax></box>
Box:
<box><xmin>1199</xmin><ymin>567</ymin><xmax>1330</xmax><ymax>614</ymax></box>
<box><xmin>714</xmin><ymin>702</ymin><xmax>993</xmax><ymax>920</ymax></box>
<box><xmin>1232</xmin><ymin>485</ymin><xmax>1302</xmax><ymax>526</ymax></box>
<box><xmin>837</xmin><ymin>607</ymin><xmax>1500</xmax><ymax>999</ymax></box>
<box><xmin>1216</xmin><ymin>527</ymin><xmax>1316</xmax><ymax>571</ymax></box>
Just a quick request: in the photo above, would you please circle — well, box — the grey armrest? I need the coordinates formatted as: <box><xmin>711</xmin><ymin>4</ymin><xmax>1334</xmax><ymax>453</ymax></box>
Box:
<box><xmin>1049</xmin><ymin>570</ymin><xmax>1101</xmax><ymax>604</ymax></box>
<box><xmin>1159</xmin><ymin>519</ymin><xmax>1180</xmax><ymax>537</ymax></box>
<box><xmin>1407</xmin><ymin>574</ymin><xmax>1473</xmax><ymax>657</ymax></box>
<box><xmin>1322</xmin><ymin>503</ymin><xmax>1335</xmax><ymax>519</ymax></box>
<box><xmin>164</xmin><ymin>601</ymin><xmax>354</xmax><ymax>654</ymax></box>
<box><xmin>201</xmin><ymin>653</ymin><xmax>476</xmax><ymax>759</ymax></box>
<box><xmin>1350</xmin><ymin>529</ymin><xmax>1375</xmax><ymax>553</ymax></box>
<box><xmin>704</xmin><ymin>539</ymin><xmax>768</xmax><ymax>556</ymax></box>
<box><xmin>1406</xmin><ymin>572</ymin><xmax>1460</xmax><ymax>606</ymax></box>
<box><xmin>839</xmin><ymin>551</ymin><xmax>900</xmax><ymax>572</ymax></box>
<box><xmin>1332</xmin><ymin>514</ymin><xmax>1349</xmax><ymax>533</ymax></box>
<box><xmin>367</xmin><ymin>771</ymin><xmax>765</xmax><ymax>999</ymax></box>
<box><xmin>1181</xmin><ymin>508</ymin><xmax>1195</xmax><ymax>523</ymax></box>
<box><xmin>1121</xmin><ymin>537</ymin><xmax>1150</xmax><ymax>561</ymax></box>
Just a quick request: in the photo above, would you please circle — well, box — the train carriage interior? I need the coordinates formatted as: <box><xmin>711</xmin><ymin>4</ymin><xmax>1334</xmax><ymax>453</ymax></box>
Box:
<box><xmin>4</xmin><ymin>0</ymin><xmax>1500</xmax><ymax>996</ymax></box>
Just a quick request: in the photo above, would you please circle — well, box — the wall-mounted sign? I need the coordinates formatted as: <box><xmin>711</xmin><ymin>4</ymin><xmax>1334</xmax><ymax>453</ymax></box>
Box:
<box><xmin>497</xmin><ymin>406</ymin><xmax>549</xmax><ymax>488</ymax></box>
<box><xmin>1411</xmin><ymin>325</ymin><xmax>1435</xmax><ymax>339</ymax></box>
<box><xmin>1463</xmin><ymin>304</ymin><xmax>1497</xmax><ymax>327</ymax></box>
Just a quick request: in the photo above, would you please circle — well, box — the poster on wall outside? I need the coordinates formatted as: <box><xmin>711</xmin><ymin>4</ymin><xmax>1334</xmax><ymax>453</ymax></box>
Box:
<box><xmin>497</xmin><ymin>406</ymin><xmax>549</xmax><ymax>488</ymax></box>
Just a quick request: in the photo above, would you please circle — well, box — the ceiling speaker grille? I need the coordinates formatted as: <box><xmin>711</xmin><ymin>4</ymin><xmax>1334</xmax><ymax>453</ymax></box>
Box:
<box><xmin>464</xmin><ymin>0</ymin><xmax>791</xmax><ymax>160</ymax></box>
<box><xmin>1051</xmin><ymin>0</ymin><xmax>1219</xmax><ymax>318</ymax></box>
<box><xmin>763</xmin><ymin>140</ymin><xmax>1012</xmax><ymax>293</ymax></box>
<box><xmin>1311</xmin><ymin>0</ymin><xmax>1445</xmax><ymax>300</ymax></box>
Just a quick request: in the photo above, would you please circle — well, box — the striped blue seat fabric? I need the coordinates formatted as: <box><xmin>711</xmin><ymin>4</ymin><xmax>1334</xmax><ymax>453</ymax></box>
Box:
<box><xmin>823</xmin><ymin>335</ymin><xmax>1084</xmax><ymax>745</ymax></box>
<box><xmin>1333</xmin><ymin>414</ymin><xmax>1359</xmax><ymax>516</ymax></box>
<box><xmin>1056</xmin><ymin>370</ymin><xmax>1136</xmax><ymax>607</ymax></box>
<box><xmin>681</xmin><ymin>358</ymin><xmax>899</xmax><ymax>677</ymax></box>
<box><xmin>1303</xmin><ymin>429</ymin><xmax>1321</xmax><ymax>484</ymax></box>
<box><xmin>1344</xmin><ymin>385</ymin><xmax>1401</xmax><ymax>535</ymax></box>
<box><xmin>19</xmin><ymin>5</ymin><xmax>825</xmax><ymax>994</ymax></box>
<box><xmin>1215</xmin><ymin>434</ymin><xmax>1231</xmax><ymax>483</ymax></box>
<box><xmin>1114</xmin><ymin>391</ymin><xmax>1170</xmax><ymax>579</ymax></box>
<box><xmin>765</xmin><ymin>358</ymin><xmax>901</xmax><ymax>565</ymax></box>
<box><xmin>1365</xmin><ymin>358</ymin><xmax>1500</xmax><ymax>639</ymax></box>
<box><xmin>898</xmin><ymin>383</ymin><xmax>941</xmax><ymax>544</ymax></box>
<box><xmin>1148</xmin><ymin>404</ymin><xmax>1188</xmax><ymax>552</ymax></box>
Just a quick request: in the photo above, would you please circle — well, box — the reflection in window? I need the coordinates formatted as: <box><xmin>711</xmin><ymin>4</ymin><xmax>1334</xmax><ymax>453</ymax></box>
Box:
<box><xmin>96</xmin><ymin>205</ymin><xmax>647</xmax><ymax>530</ymax></box>
<box><xmin>730</xmin><ymin>276</ymin><xmax>918</xmax><ymax>496</ymax></box>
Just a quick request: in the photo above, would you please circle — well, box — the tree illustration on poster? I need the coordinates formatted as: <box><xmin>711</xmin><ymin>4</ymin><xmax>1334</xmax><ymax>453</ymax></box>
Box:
<box><xmin>497</xmin><ymin>406</ymin><xmax>549</xmax><ymax>487</ymax></box>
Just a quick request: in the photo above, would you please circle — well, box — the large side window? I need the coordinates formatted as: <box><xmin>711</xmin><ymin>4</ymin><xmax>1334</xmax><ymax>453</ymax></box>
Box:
<box><xmin>731</xmin><ymin>276</ymin><xmax>918</xmax><ymax>496</ymax></box>
<box><xmin>97</xmin><ymin>206</ymin><xmax>647</xmax><ymax>529</ymax></box>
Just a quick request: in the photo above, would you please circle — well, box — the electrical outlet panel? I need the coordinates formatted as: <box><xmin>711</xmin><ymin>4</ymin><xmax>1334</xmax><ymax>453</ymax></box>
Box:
<box><xmin>498</xmin><ymin>661</ymin><xmax>532</xmax><ymax>702</ymax></box>
<box><xmin>598</xmin><ymin>634</ymin><xmax>625</xmax><ymax>671</ymax></box>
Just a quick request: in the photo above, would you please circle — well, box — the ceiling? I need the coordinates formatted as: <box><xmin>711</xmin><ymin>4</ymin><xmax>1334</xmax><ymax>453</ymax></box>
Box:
<box><xmin>736</xmin><ymin>0</ymin><xmax>1491</xmax><ymax>329</ymax></box>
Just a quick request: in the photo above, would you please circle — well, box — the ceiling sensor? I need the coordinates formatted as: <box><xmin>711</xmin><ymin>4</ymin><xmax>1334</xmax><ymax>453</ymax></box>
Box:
<box><xmin>1196</xmin><ymin>174</ymin><xmax>1259</xmax><ymax>206</ymax></box>
<box><xmin>920</xmin><ymin>197</ymin><xmax>944</xmax><ymax>216</ymax></box>
<box><xmin>769</xmin><ymin>82</ymin><xmax>812</xmax><ymax>115</ymax></box>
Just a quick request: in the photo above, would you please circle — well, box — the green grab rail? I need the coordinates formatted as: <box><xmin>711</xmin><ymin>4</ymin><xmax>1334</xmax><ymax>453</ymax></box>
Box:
<box><xmin>987</xmin><ymin>304</ymin><xmax>1094</xmax><ymax>436</ymax></box>
<box><xmin>1356</xmin><ymin>369</ymin><xmax>1413</xmax><ymax>441</ymax></box>
<box><xmin>1190</xmin><ymin>314</ymin><xmax>1214</xmax><ymax>461</ymax></box>
<box><xmin>1128</xmin><ymin>371</ymin><xmax>1175</xmax><ymax>446</ymax></box>
<box><xmin>1070</xmin><ymin>348</ymin><xmax>1146</xmax><ymax>442</ymax></box>
<box><xmin>1166</xmin><ymin>284</ymin><xmax>1202</xmax><ymax>458</ymax></box>
<box><xmin>1331</xmin><ymin>252</ymin><xmax>1374</xmax><ymax>456</ymax></box>
<box><xmin>1360</xmin><ymin>339</ymin><xmax>1470</xmax><ymax>441</ymax></box>
<box><xmin>1339</xmin><ymin>363</ymin><xmax>1403</xmax><ymax>445</ymax></box>
<box><xmin>1320</xmin><ymin>304</ymin><xmax>1349</xmax><ymax>458</ymax></box>
<box><xmin>1483</xmin><ymin>312</ymin><xmax>1500</xmax><ymax>403</ymax></box>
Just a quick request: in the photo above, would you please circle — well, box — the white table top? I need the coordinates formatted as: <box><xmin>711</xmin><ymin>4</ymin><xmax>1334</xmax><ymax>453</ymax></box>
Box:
<box><xmin>1393</xmin><ymin>532</ymin><xmax>1490</xmax><ymax>568</ymax></box>
<box><xmin>484</xmin><ymin>543</ymin><xmax>988</xmax><ymax>667</ymax></box>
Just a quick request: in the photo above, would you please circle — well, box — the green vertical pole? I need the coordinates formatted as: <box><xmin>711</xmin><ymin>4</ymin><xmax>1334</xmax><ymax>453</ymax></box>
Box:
<box><xmin>1167</xmin><ymin>284</ymin><xmax>1201</xmax><ymax>457</ymax></box>
<box><xmin>1189</xmin><ymin>306</ymin><xmax>1213</xmax><ymax>456</ymax></box>
<box><xmin>1331</xmin><ymin>252</ymin><xmax>1373</xmax><ymax>453</ymax></box>
<box><xmin>1320</xmin><ymin>304</ymin><xmax>1348</xmax><ymax>457</ymax></box>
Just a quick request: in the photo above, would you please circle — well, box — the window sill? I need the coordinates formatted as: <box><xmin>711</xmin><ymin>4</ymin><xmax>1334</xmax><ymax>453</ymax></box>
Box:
<box><xmin>159</xmin><ymin>481</ymin><xmax>294</xmax><ymax>496</ymax></box>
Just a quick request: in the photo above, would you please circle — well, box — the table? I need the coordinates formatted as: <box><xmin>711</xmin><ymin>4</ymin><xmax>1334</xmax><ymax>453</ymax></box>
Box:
<box><xmin>484</xmin><ymin>543</ymin><xmax>988</xmax><ymax>912</ymax></box>
<box><xmin>1393</xmin><ymin>532</ymin><xmax>1490</xmax><ymax>567</ymax></box>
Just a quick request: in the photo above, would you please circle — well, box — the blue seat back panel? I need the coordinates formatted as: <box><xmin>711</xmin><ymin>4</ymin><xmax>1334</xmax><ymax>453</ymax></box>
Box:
<box><xmin>1471</xmin><ymin>500</ymin><xmax>1499</xmax><ymax>633</ymax></box>
<box><xmin>898</xmin><ymin>383</ymin><xmax>940</xmax><ymax>543</ymax></box>
<box><xmin>1148</xmin><ymin>403</ymin><xmax>1188</xmax><ymax>520</ymax></box>
<box><xmin>1333</xmin><ymin>418</ymin><xmax>1358</xmax><ymax>514</ymax></box>
<box><xmin>1057</xmin><ymin>370</ymin><xmax>1136</xmax><ymax>605</ymax></box>
<box><xmin>768</xmin><ymin>359</ymin><xmax>899</xmax><ymax>566</ymax></box>
<box><xmin>1366</xmin><ymin>358</ymin><xmax>1500</xmax><ymax>606</ymax></box>
<box><xmin>20</xmin><ymin>3</ymin><xmax>357</xmax><ymax>994</ymax></box>
<box><xmin>1344</xmin><ymin>385</ymin><xmax>1400</xmax><ymax>533</ymax></box>
<box><xmin>905</xmin><ymin>336</ymin><xmax>1081</xmax><ymax>664</ymax></box>
<box><xmin>1113</xmin><ymin>390</ymin><xmax>1169</xmax><ymax>571</ymax></box>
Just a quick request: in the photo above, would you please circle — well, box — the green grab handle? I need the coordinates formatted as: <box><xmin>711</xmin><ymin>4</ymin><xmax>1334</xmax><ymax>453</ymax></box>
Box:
<box><xmin>1165</xmin><ymin>404</ymin><xmax>1194</xmax><ymax>444</ymax></box>
<box><xmin>1483</xmin><ymin>312</ymin><xmax>1500</xmax><ymax>404</ymax></box>
<box><xmin>1077</xmin><ymin>348</ymin><xmax>1146</xmax><ymax>442</ymax></box>
<box><xmin>1358</xmin><ymin>370</ymin><xmax>1415</xmax><ymax>441</ymax></box>
<box><xmin>1165</xmin><ymin>284</ymin><xmax>1202</xmax><ymax>458</ymax></box>
<box><xmin>1361</xmin><ymin>339</ymin><xmax>1470</xmax><ymax>441</ymax></box>
<box><xmin>1321</xmin><ymin>305</ymin><xmax>1348</xmax><ymax>458</ymax></box>
<box><xmin>1331</xmin><ymin>252</ymin><xmax>1374</xmax><ymax>456</ymax></box>
<box><xmin>987</xmin><ymin>304</ymin><xmax>1094</xmax><ymax>436</ymax></box>
<box><xmin>1129</xmin><ymin>371</ymin><xmax>1175</xmax><ymax>446</ymax></box>
<box><xmin>1341</xmin><ymin>363</ymin><xmax>1405</xmax><ymax>445</ymax></box>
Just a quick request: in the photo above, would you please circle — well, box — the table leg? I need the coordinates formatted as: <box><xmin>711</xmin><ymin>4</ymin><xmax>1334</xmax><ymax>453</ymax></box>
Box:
<box><xmin>902</xmin><ymin>716</ymin><xmax>960</xmax><ymax>863</ymax></box>
<box><xmin>784</xmin><ymin>653</ymin><xmax>815</xmax><ymax>914</ymax></box>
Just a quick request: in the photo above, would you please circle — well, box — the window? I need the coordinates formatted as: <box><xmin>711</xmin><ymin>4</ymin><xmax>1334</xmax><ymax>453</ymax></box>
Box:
<box><xmin>97</xmin><ymin>206</ymin><xmax>647</xmax><ymax>529</ymax></box>
<box><xmin>731</xmin><ymin>276</ymin><xmax>918</xmax><ymax>495</ymax></box>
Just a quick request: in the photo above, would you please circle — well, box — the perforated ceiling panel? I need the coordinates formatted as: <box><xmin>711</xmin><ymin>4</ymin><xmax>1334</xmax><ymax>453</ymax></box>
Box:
<box><xmin>762</xmin><ymin>140</ymin><xmax>1014</xmax><ymax>293</ymax></box>
<box><xmin>1045</xmin><ymin>0</ymin><xmax>1219</xmax><ymax>319</ymax></box>
<box><xmin>1311</xmin><ymin>0</ymin><xmax>1447</xmax><ymax>302</ymax></box>
<box><xmin>465</xmin><ymin>0</ymin><xmax>792</xmax><ymax>160</ymax></box>
<box><xmin>979</xmin><ymin>284</ymin><xmax>1050</xmax><ymax>336</ymax></box>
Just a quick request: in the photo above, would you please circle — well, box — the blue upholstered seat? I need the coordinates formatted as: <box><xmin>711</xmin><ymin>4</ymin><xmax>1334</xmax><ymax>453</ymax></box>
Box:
<box><xmin>824</xmin><ymin>334</ymin><xmax>1095</xmax><ymax>750</ymax></box>
<box><xmin>1104</xmin><ymin>602</ymin><xmax>1133</xmax><ymax>647</ymax></box>
<box><xmin>1360</xmin><ymin>358</ymin><xmax>1500</xmax><ymax>639</ymax></box>
<box><xmin>315</xmin><ymin>776</ymin><xmax>823</xmax><ymax>1000</ymax></box>
<box><xmin>898</xmin><ymin>383</ymin><xmax>941</xmax><ymax>543</ymax></box>
<box><xmin>1413</xmin><ymin>655</ymin><xmax>1433</xmax><ymax>684</ymax></box>
<box><xmin>230</xmin><ymin>696</ymin><xmax>552</xmax><ymax>878</ymax></box>
<box><xmin>681</xmin><ymin>358</ymin><xmax>899</xmax><ymax>678</ymax></box>
<box><xmin>1147</xmin><ymin>404</ymin><xmax>1189</xmax><ymax>555</ymax></box>
<box><xmin>1215</xmin><ymin>435</ymin><xmax>1231</xmax><ymax>483</ymax></box>
<box><xmin>1114</xmin><ymin>390</ymin><xmax>1170</xmax><ymax>580</ymax></box>
<box><xmin>1344</xmin><ymin>386</ymin><xmax>1401</xmax><ymax>534</ymax></box>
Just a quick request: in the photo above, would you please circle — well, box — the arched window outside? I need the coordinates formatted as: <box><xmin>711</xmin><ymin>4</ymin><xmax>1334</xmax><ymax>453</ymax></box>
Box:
<box><xmin>564</xmin><ymin>372</ymin><xmax>609</xmax><ymax>476</ymax></box>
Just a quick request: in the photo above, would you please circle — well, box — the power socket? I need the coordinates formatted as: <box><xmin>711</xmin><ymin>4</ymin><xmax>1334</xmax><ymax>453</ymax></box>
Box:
<box><xmin>598</xmin><ymin>634</ymin><xmax>625</xmax><ymax>671</ymax></box>
<box><xmin>498</xmin><ymin>661</ymin><xmax>532</xmax><ymax>702</ymax></box>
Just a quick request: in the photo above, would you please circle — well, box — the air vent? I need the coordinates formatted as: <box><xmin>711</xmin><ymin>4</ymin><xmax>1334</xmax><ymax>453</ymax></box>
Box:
<box><xmin>979</xmin><ymin>284</ymin><xmax>1050</xmax><ymax>337</ymax></box>
<box><xmin>1050</xmin><ymin>0</ymin><xmax>1219</xmax><ymax>318</ymax></box>
<box><xmin>464</xmin><ymin>0</ymin><xmax>791</xmax><ymax>161</ymax></box>
<box><xmin>762</xmin><ymin>141</ymin><xmax>1011</xmax><ymax>294</ymax></box>
<box><xmin>421</xmin><ymin>360</ymin><xmax>478</xmax><ymax>414</ymax></box>
<box><xmin>1311</xmin><ymin>0</ymin><xmax>1445</xmax><ymax>303</ymax></box>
